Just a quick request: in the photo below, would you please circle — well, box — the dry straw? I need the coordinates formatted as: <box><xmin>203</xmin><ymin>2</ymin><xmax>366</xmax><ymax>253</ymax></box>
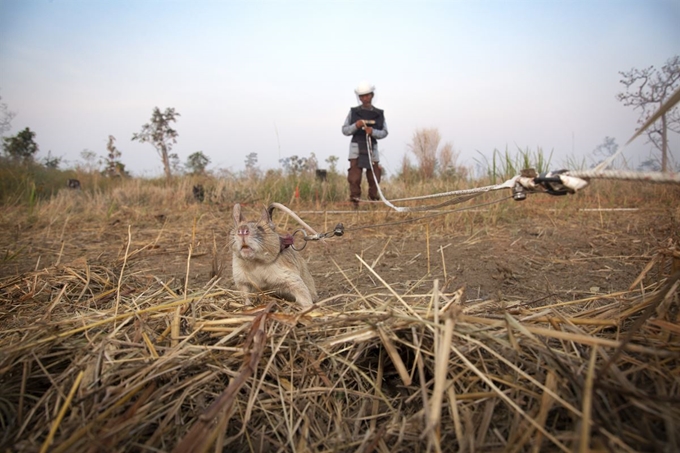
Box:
<box><xmin>2</xmin><ymin>84</ymin><xmax>679</xmax><ymax>452</ymax></box>
<box><xmin>1</xmin><ymin>222</ymin><xmax>679</xmax><ymax>452</ymax></box>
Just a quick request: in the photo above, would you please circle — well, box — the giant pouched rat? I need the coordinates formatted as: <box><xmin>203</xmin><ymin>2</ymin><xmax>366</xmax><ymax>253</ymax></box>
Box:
<box><xmin>231</xmin><ymin>203</ymin><xmax>317</xmax><ymax>307</ymax></box>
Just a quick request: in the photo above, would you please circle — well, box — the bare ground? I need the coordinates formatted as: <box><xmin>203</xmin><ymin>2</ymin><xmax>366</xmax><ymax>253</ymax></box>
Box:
<box><xmin>1</xmin><ymin>185</ymin><xmax>680</xmax><ymax>452</ymax></box>
<box><xmin>2</xmin><ymin>194</ymin><xmax>676</xmax><ymax>307</ymax></box>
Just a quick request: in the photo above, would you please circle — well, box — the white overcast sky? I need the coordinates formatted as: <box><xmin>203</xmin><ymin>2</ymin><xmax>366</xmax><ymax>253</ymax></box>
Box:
<box><xmin>1</xmin><ymin>0</ymin><xmax>679</xmax><ymax>177</ymax></box>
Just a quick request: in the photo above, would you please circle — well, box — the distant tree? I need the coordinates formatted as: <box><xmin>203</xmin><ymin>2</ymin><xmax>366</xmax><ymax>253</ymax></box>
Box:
<box><xmin>245</xmin><ymin>152</ymin><xmax>258</xmax><ymax>168</ymax></box>
<box><xmin>437</xmin><ymin>142</ymin><xmax>465</xmax><ymax>179</ymax></box>
<box><xmin>408</xmin><ymin>128</ymin><xmax>457</xmax><ymax>179</ymax></box>
<box><xmin>279</xmin><ymin>156</ymin><xmax>293</xmax><ymax>174</ymax></box>
<box><xmin>104</xmin><ymin>135</ymin><xmax>128</xmax><ymax>177</ymax></box>
<box><xmin>409</xmin><ymin>128</ymin><xmax>439</xmax><ymax>178</ymax></box>
<box><xmin>438</xmin><ymin>142</ymin><xmax>453</xmax><ymax>170</ymax></box>
<box><xmin>617</xmin><ymin>55</ymin><xmax>680</xmax><ymax>172</ymax></box>
<box><xmin>2</xmin><ymin>127</ymin><xmax>38</xmax><ymax>163</ymax></box>
<box><xmin>78</xmin><ymin>149</ymin><xmax>102</xmax><ymax>173</ymax></box>
<box><xmin>279</xmin><ymin>155</ymin><xmax>308</xmax><ymax>176</ymax></box>
<box><xmin>591</xmin><ymin>136</ymin><xmax>620</xmax><ymax>168</ymax></box>
<box><xmin>593</xmin><ymin>136</ymin><xmax>619</xmax><ymax>158</ymax></box>
<box><xmin>305</xmin><ymin>152</ymin><xmax>318</xmax><ymax>174</ymax></box>
<box><xmin>132</xmin><ymin>107</ymin><xmax>180</xmax><ymax>178</ymax></box>
<box><xmin>169</xmin><ymin>153</ymin><xmax>182</xmax><ymax>175</ymax></box>
<box><xmin>279</xmin><ymin>154</ymin><xmax>318</xmax><ymax>177</ymax></box>
<box><xmin>638</xmin><ymin>156</ymin><xmax>661</xmax><ymax>172</ymax></box>
<box><xmin>186</xmin><ymin>151</ymin><xmax>211</xmax><ymax>175</ymax></box>
<box><xmin>0</xmin><ymin>91</ymin><xmax>15</xmax><ymax>136</ymax></box>
<box><xmin>244</xmin><ymin>152</ymin><xmax>260</xmax><ymax>178</ymax></box>
<box><xmin>325</xmin><ymin>155</ymin><xmax>339</xmax><ymax>174</ymax></box>
<box><xmin>42</xmin><ymin>150</ymin><xmax>62</xmax><ymax>169</ymax></box>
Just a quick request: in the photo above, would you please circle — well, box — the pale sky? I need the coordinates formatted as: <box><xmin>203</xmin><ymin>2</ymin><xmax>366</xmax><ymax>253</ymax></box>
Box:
<box><xmin>1</xmin><ymin>0</ymin><xmax>679</xmax><ymax>177</ymax></box>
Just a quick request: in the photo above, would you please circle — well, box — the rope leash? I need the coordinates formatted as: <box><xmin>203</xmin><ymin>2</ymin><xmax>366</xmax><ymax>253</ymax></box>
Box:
<box><xmin>273</xmin><ymin>194</ymin><xmax>513</xmax><ymax>250</ymax></box>
<box><xmin>271</xmin><ymin>167</ymin><xmax>678</xmax><ymax>249</ymax></box>
<box><xmin>362</xmin><ymin>131</ymin><xmax>679</xmax><ymax>209</ymax></box>
<box><xmin>272</xmin><ymin>87</ymin><xmax>680</xmax><ymax>246</ymax></box>
<box><xmin>566</xmin><ymin>170</ymin><xmax>680</xmax><ymax>184</ymax></box>
<box><xmin>363</xmin><ymin>132</ymin><xmax>531</xmax><ymax>210</ymax></box>
<box><xmin>354</xmin><ymin>84</ymin><xmax>680</xmax><ymax>210</ymax></box>
<box><xmin>337</xmin><ymin>194</ymin><xmax>514</xmax><ymax>234</ymax></box>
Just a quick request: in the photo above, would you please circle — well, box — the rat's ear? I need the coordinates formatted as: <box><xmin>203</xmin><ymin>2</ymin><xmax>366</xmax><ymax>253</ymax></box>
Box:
<box><xmin>233</xmin><ymin>203</ymin><xmax>244</xmax><ymax>225</ymax></box>
<box><xmin>258</xmin><ymin>206</ymin><xmax>276</xmax><ymax>230</ymax></box>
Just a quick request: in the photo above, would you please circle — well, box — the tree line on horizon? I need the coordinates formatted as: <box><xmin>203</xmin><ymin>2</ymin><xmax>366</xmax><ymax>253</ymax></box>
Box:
<box><xmin>1</xmin><ymin>55</ymin><xmax>679</xmax><ymax>180</ymax></box>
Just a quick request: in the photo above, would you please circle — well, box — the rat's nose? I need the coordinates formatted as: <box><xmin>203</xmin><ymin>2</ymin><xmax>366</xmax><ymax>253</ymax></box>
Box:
<box><xmin>237</xmin><ymin>226</ymin><xmax>250</xmax><ymax>236</ymax></box>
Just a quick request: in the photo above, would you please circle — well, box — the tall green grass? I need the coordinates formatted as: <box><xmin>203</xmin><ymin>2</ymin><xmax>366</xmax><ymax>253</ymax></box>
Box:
<box><xmin>474</xmin><ymin>146</ymin><xmax>554</xmax><ymax>184</ymax></box>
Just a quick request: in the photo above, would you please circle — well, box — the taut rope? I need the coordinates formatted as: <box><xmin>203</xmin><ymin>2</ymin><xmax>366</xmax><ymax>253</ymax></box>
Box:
<box><xmin>362</xmin><ymin>130</ymin><xmax>679</xmax><ymax>212</ymax></box>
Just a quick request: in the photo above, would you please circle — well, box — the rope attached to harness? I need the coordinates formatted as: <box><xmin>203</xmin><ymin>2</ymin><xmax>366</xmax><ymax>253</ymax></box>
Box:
<box><xmin>362</xmin><ymin>130</ymin><xmax>679</xmax><ymax>211</ymax></box>
<box><xmin>272</xmin><ymin>84</ymin><xmax>680</xmax><ymax>242</ymax></box>
<box><xmin>363</xmin><ymin>133</ymin><xmax>523</xmax><ymax>212</ymax></box>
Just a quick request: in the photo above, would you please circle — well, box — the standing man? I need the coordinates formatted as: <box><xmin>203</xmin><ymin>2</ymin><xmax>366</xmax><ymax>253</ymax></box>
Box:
<box><xmin>341</xmin><ymin>81</ymin><xmax>388</xmax><ymax>204</ymax></box>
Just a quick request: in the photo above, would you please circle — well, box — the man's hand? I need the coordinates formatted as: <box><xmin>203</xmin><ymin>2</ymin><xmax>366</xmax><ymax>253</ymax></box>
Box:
<box><xmin>355</xmin><ymin>120</ymin><xmax>373</xmax><ymax>134</ymax></box>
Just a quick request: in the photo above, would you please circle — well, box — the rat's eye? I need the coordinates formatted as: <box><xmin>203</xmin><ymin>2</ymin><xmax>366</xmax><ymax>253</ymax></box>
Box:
<box><xmin>257</xmin><ymin>225</ymin><xmax>265</xmax><ymax>232</ymax></box>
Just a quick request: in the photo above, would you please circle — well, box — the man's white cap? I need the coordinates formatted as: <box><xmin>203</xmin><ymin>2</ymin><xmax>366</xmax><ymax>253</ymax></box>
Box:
<box><xmin>354</xmin><ymin>81</ymin><xmax>375</xmax><ymax>96</ymax></box>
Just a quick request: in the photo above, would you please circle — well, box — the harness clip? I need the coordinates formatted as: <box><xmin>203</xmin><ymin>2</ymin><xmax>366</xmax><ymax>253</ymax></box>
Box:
<box><xmin>534</xmin><ymin>170</ymin><xmax>573</xmax><ymax>196</ymax></box>
<box><xmin>512</xmin><ymin>182</ymin><xmax>527</xmax><ymax>201</ymax></box>
<box><xmin>291</xmin><ymin>229</ymin><xmax>309</xmax><ymax>251</ymax></box>
<box><xmin>333</xmin><ymin>223</ymin><xmax>344</xmax><ymax>237</ymax></box>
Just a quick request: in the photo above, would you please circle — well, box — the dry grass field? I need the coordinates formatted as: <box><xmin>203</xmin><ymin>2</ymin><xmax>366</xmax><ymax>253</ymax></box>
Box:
<box><xmin>1</xmin><ymin>178</ymin><xmax>679</xmax><ymax>452</ymax></box>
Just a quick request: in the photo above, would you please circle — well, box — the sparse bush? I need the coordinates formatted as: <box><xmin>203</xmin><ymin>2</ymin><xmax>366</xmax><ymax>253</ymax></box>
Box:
<box><xmin>2</xmin><ymin>127</ymin><xmax>39</xmax><ymax>163</ymax></box>
<box><xmin>408</xmin><ymin>128</ymin><xmax>440</xmax><ymax>179</ymax></box>
<box><xmin>104</xmin><ymin>135</ymin><xmax>129</xmax><ymax>177</ymax></box>
<box><xmin>185</xmin><ymin>151</ymin><xmax>211</xmax><ymax>176</ymax></box>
